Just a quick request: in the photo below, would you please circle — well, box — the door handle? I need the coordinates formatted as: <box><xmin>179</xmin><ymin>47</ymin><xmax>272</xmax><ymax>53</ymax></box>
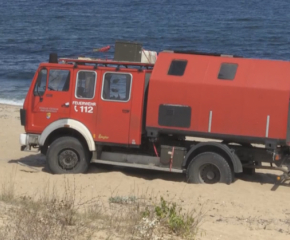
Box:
<box><xmin>122</xmin><ymin>109</ymin><xmax>130</xmax><ymax>113</ymax></box>
<box><xmin>62</xmin><ymin>102</ymin><xmax>70</xmax><ymax>107</ymax></box>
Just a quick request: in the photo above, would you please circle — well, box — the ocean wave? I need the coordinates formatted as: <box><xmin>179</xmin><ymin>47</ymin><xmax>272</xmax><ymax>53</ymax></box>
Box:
<box><xmin>0</xmin><ymin>98</ymin><xmax>24</xmax><ymax>106</ymax></box>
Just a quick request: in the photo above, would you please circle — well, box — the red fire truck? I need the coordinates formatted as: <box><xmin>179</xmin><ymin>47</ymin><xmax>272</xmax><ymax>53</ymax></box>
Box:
<box><xmin>19</xmin><ymin>41</ymin><xmax>290</xmax><ymax>185</ymax></box>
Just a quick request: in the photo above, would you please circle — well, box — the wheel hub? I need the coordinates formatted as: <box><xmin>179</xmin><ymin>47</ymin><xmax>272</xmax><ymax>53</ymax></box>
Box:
<box><xmin>58</xmin><ymin>150</ymin><xmax>78</xmax><ymax>169</ymax></box>
<box><xmin>206</xmin><ymin>171</ymin><xmax>215</xmax><ymax>180</ymax></box>
<box><xmin>200</xmin><ymin>164</ymin><xmax>220</xmax><ymax>183</ymax></box>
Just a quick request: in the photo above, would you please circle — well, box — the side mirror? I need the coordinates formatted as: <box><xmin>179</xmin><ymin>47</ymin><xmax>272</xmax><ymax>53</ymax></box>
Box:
<box><xmin>37</xmin><ymin>72</ymin><xmax>42</xmax><ymax>87</ymax></box>
<box><xmin>34</xmin><ymin>68</ymin><xmax>47</xmax><ymax>98</ymax></box>
<box><xmin>37</xmin><ymin>69</ymin><xmax>47</xmax><ymax>87</ymax></box>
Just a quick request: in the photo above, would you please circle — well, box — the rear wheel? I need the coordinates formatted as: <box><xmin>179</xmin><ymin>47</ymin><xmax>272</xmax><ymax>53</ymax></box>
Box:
<box><xmin>46</xmin><ymin>136</ymin><xmax>90</xmax><ymax>174</ymax></box>
<box><xmin>186</xmin><ymin>152</ymin><xmax>233</xmax><ymax>184</ymax></box>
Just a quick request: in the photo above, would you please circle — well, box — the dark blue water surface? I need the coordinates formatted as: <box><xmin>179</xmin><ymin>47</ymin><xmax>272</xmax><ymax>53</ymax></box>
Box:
<box><xmin>1</xmin><ymin>0</ymin><xmax>290</xmax><ymax>105</ymax></box>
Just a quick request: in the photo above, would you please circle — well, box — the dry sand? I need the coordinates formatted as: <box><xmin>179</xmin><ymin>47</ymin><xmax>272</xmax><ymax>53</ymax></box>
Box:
<box><xmin>0</xmin><ymin>103</ymin><xmax>290</xmax><ymax>240</ymax></box>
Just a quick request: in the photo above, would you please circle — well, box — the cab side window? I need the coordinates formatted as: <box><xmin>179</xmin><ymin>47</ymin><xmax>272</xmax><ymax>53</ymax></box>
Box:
<box><xmin>102</xmin><ymin>73</ymin><xmax>132</xmax><ymax>102</ymax></box>
<box><xmin>75</xmin><ymin>71</ymin><xmax>96</xmax><ymax>99</ymax></box>
<box><xmin>33</xmin><ymin>69</ymin><xmax>47</xmax><ymax>96</ymax></box>
<box><xmin>48</xmin><ymin>70</ymin><xmax>70</xmax><ymax>91</ymax></box>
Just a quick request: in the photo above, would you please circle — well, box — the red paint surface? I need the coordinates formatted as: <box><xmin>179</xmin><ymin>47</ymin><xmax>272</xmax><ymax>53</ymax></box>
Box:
<box><xmin>146</xmin><ymin>52</ymin><xmax>290</xmax><ymax>139</ymax></box>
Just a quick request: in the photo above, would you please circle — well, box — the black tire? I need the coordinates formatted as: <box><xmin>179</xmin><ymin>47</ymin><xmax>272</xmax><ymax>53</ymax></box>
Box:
<box><xmin>46</xmin><ymin>136</ymin><xmax>90</xmax><ymax>174</ymax></box>
<box><xmin>186</xmin><ymin>152</ymin><xmax>233</xmax><ymax>184</ymax></box>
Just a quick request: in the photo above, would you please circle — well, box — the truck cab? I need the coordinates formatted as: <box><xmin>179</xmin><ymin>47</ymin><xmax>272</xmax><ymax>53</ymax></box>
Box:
<box><xmin>21</xmin><ymin>57</ymin><xmax>152</xmax><ymax>143</ymax></box>
<box><xmin>20</xmin><ymin>46</ymin><xmax>154</xmax><ymax>170</ymax></box>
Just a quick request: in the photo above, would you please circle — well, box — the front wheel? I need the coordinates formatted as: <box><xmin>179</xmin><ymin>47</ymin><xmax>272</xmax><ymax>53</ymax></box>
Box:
<box><xmin>46</xmin><ymin>136</ymin><xmax>90</xmax><ymax>174</ymax></box>
<box><xmin>186</xmin><ymin>152</ymin><xmax>233</xmax><ymax>184</ymax></box>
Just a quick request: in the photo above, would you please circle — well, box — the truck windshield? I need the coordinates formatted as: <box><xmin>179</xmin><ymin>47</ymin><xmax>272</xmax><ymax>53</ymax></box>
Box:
<box><xmin>48</xmin><ymin>70</ymin><xmax>70</xmax><ymax>91</ymax></box>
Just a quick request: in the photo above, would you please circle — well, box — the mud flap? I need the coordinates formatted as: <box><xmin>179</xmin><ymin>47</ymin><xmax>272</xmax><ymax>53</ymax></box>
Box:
<box><xmin>271</xmin><ymin>172</ymin><xmax>290</xmax><ymax>191</ymax></box>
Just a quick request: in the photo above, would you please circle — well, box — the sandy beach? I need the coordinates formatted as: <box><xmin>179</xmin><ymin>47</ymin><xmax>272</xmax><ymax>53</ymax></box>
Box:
<box><xmin>0</xmin><ymin>103</ymin><xmax>290</xmax><ymax>239</ymax></box>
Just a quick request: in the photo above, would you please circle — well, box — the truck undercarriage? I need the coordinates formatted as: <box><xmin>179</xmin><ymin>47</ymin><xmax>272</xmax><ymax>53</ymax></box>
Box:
<box><xmin>20</xmin><ymin>129</ymin><xmax>290</xmax><ymax>187</ymax></box>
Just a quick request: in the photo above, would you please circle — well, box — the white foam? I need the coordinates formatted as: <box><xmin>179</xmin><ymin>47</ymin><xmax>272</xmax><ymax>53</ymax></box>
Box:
<box><xmin>0</xmin><ymin>98</ymin><xmax>24</xmax><ymax>106</ymax></box>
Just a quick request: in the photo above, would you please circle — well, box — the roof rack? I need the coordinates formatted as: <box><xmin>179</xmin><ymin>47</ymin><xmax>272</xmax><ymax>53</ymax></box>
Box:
<box><xmin>167</xmin><ymin>50</ymin><xmax>243</xmax><ymax>58</ymax></box>
<box><xmin>58</xmin><ymin>57</ymin><xmax>155</xmax><ymax>69</ymax></box>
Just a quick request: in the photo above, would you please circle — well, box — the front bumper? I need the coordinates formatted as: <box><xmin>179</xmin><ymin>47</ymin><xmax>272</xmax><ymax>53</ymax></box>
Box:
<box><xmin>19</xmin><ymin>133</ymin><xmax>40</xmax><ymax>151</ymax></box>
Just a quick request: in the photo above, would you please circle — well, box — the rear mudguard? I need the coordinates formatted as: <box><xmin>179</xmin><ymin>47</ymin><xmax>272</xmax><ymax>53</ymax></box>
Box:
<box><xmin>183</xmin><ymin>142</ymin><xmax>243</xmax><ymax>173</ymax></box>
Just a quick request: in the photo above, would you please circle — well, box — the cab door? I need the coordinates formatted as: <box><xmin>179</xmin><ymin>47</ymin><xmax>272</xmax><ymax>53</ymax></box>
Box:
<box><xmin>70</xmin><ymin>69</ymin><xmax>98</xmax><ymax>134</ymax></box>
<box><xmin>31</xmin><ymin>67</ymin><xmax>72</xmax><ymax>132</ymax></box>
<box><xmin>95</xmin><ymin>71</ymin><xmax>132</xmax><ymax>144</ymax></box>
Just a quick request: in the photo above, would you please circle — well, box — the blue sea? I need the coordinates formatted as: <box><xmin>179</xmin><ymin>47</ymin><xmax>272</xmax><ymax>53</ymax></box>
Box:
<box><xmin>1</xmin><ymin>0</ymin><xmax>290</xmax><ymax>106</ymax></box>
